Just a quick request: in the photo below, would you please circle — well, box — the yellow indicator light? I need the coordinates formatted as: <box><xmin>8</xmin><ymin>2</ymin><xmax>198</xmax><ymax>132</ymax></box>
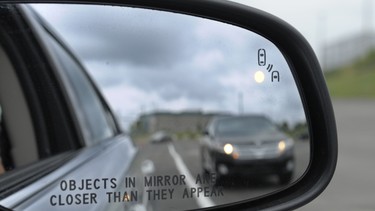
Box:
<box><xmin>254</xmin><ymin>71</ymin><xmax>265</xmax><ymax>83</ymax></box>
<box><xmin>232</xmin><ymin>152</ymin><xmax>239</xmax><ymax>159</ymax></box>
<box><xmin>223</xmin><ymin>144</ymin><xmax>234</xmax><ymax>155</ymax></box>
<box><xmin>278</xmin><ymin>140</ymin><xmax>286</xmax><ymax>152</ymax></box>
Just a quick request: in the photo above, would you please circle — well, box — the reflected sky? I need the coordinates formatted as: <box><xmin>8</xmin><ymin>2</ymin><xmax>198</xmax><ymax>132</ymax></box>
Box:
<box><xmin>32</xmin><ymin>4</ymin><xmax>306</xmax><ymax>129</ymax></box>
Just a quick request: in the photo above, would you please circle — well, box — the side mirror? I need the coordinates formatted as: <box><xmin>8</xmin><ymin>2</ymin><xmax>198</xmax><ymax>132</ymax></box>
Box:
<box><xmin>0</xmin><ymin>1</ymin><xmax>337</xmax><ymax>211</ymax></box>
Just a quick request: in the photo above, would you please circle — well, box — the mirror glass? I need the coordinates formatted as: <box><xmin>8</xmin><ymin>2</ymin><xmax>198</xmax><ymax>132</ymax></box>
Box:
<box><xmin>2</xmin><ymin>4</ymin><xmax>309</xmax><ymax>210</ymax></box>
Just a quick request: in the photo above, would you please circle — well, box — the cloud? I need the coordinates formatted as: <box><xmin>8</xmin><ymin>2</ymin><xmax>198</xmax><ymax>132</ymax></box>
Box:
<box><xmin>33</xmin><ymin>4</ymin><xmax>307</xmax><ymax>126</ymax></box>
<box><xmin>34</xmin><ymin>4</ymin><xmax>198</xmax><ymax>68</ymax></box>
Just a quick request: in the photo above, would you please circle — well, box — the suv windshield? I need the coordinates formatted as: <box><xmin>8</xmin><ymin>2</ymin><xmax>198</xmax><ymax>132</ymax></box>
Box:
<box><xmin>215</xmin><ymin>116</ymin><xmax>277</xmax><ymax>137</ymax></box>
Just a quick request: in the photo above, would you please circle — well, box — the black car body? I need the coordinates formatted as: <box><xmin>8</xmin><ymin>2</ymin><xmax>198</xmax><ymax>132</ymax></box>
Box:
<box><xmin>200</xmin><ymin>115</ymin><xmax>294</xmax><ymax>184</ymax></box>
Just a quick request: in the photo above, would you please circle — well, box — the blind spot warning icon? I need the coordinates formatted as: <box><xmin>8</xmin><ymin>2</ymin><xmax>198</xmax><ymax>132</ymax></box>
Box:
<box><xmin>267</xmin><ymin>64</ymin><xmax>273</xmax><ymax>72</ymax></box>
<box><xmin>258</xmin><ymin>49</ymin><xmax>266</xmax><ymax>66</ymax></box>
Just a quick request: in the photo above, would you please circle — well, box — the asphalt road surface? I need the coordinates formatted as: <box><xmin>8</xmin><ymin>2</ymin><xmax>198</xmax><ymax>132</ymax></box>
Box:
<box><xmin>129</xmin><ymin>135</ymin><xmax>309</xmax><ymax>210</ymax></box>
<box><xmin>299</xmin><ymin>100</ymin><xmax>375</xmax><ymax>211</ymax></box>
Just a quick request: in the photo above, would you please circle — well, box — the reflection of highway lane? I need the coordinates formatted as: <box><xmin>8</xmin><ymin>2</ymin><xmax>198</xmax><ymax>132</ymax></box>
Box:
<box><xmin>131</xmin><ymin>139</ymin><xmax>309</xmax><ymax>210</ymax></box>
<box><xmin>294</xmin><ymin>140</ymin><xmax>310</xmax><ymax>180</ymax></box>
<box><xmin>131</xmin><ymin>142</ymin><xmax>200</xmax><ymax>211</ymax></box>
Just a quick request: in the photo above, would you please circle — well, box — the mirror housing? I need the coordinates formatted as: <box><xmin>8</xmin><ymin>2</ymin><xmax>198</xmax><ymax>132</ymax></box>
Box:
<box><xmin>0</xmin><ymin>0</ymin><xmax>337</xmax><ymax>210</ymax></box>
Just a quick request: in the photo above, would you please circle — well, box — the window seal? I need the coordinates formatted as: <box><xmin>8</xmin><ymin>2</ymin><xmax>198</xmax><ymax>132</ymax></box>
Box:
<box><xmin>0</xmin><ymin>151</ymin><xmax>78</xmax><ymax>199</ymax></box>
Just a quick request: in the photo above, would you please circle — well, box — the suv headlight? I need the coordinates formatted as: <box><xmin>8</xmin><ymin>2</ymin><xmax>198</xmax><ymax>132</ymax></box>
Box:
<box><xmin>278</xmin><ymin>138</ymin><xmax>294</xmax><ymax>153</ymax></box>
<box><xmin>223</xmin><ymin>143</ymin><xmax>234</xmax><ymax>155</ymax></box>
<box><xmin>212</xmin><ymin>142</ymin><xmax>236</xmax><ymax>155</ymax></box>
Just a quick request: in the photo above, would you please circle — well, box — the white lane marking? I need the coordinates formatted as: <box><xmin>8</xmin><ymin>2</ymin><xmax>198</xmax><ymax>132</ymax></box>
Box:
<box><xmin>141</xmin><ymin>160</ymin><xmax>155</xmax><ymax>176</ymax></box>
<box><xmin>167</xmin><ymin>143</ymin><xmax>215</xmax><ymax>208</ymax></box>
<box><xmin>141</xmin><ymin>160</ymin><xmax>155</xmax><ymax>209</ymax></box>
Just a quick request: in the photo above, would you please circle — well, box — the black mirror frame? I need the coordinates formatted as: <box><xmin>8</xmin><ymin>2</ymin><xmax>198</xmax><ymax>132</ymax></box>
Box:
<box><xmin>0</xmin><ymin>0</ymin><xmax>338</xmax><ymax>210</ymax></box>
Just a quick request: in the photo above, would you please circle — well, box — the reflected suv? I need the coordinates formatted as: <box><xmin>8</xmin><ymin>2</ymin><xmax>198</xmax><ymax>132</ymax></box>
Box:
<box><xmin>200</xmin><ymin>115</ymin><xmax>294</xmax><ymax>184</ymax></box>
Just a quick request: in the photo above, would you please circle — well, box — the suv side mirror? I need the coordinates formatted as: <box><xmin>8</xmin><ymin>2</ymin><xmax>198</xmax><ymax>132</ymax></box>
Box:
<box><xmin>0</xmin><ymin>1</ymin><xmax>337</xmax><ymax>211</ymax></box>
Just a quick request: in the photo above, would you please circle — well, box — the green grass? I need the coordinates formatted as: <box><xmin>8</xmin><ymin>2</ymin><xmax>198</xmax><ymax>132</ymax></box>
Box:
<box><xmin>325</xmin><ymin>50</ymin><xmax>375</xmax><ymax>98</ymax></box>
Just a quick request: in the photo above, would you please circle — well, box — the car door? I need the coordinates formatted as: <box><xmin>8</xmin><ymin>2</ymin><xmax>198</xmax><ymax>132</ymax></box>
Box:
<box><xmin>0</xmin><ymin>5</ymin><xmax>137</xmax><ymax>211</ymax></box>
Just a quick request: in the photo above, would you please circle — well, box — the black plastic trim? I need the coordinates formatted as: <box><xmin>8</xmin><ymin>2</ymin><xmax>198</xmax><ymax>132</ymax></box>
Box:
<box><xmin>0</xmin><ymin>5</ymin><xmax>51</xmax><ymax>158</ymax></box>
<box><xmin>0</xmin><ymin>1</ymin><xmax>338</xmax><ymax>210</ymax></box>
<box><xmin>0</xmin><ymin>5</ymin><xmax>82</xmax><ymax>155</ymax></box>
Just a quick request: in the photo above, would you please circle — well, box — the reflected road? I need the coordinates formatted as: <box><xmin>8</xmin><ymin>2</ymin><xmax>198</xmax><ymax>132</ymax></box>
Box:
<box><xmin>129</xmin><ymin>139</ymin><xmax>309</xmax><ymax>210</ymax></box>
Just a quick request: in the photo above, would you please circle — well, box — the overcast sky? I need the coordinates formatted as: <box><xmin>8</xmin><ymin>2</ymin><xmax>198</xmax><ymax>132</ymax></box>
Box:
<box><xmin>32</xmin><ymin>3</ymin><xmax>317</xmax><ymax>129</ymax></box>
